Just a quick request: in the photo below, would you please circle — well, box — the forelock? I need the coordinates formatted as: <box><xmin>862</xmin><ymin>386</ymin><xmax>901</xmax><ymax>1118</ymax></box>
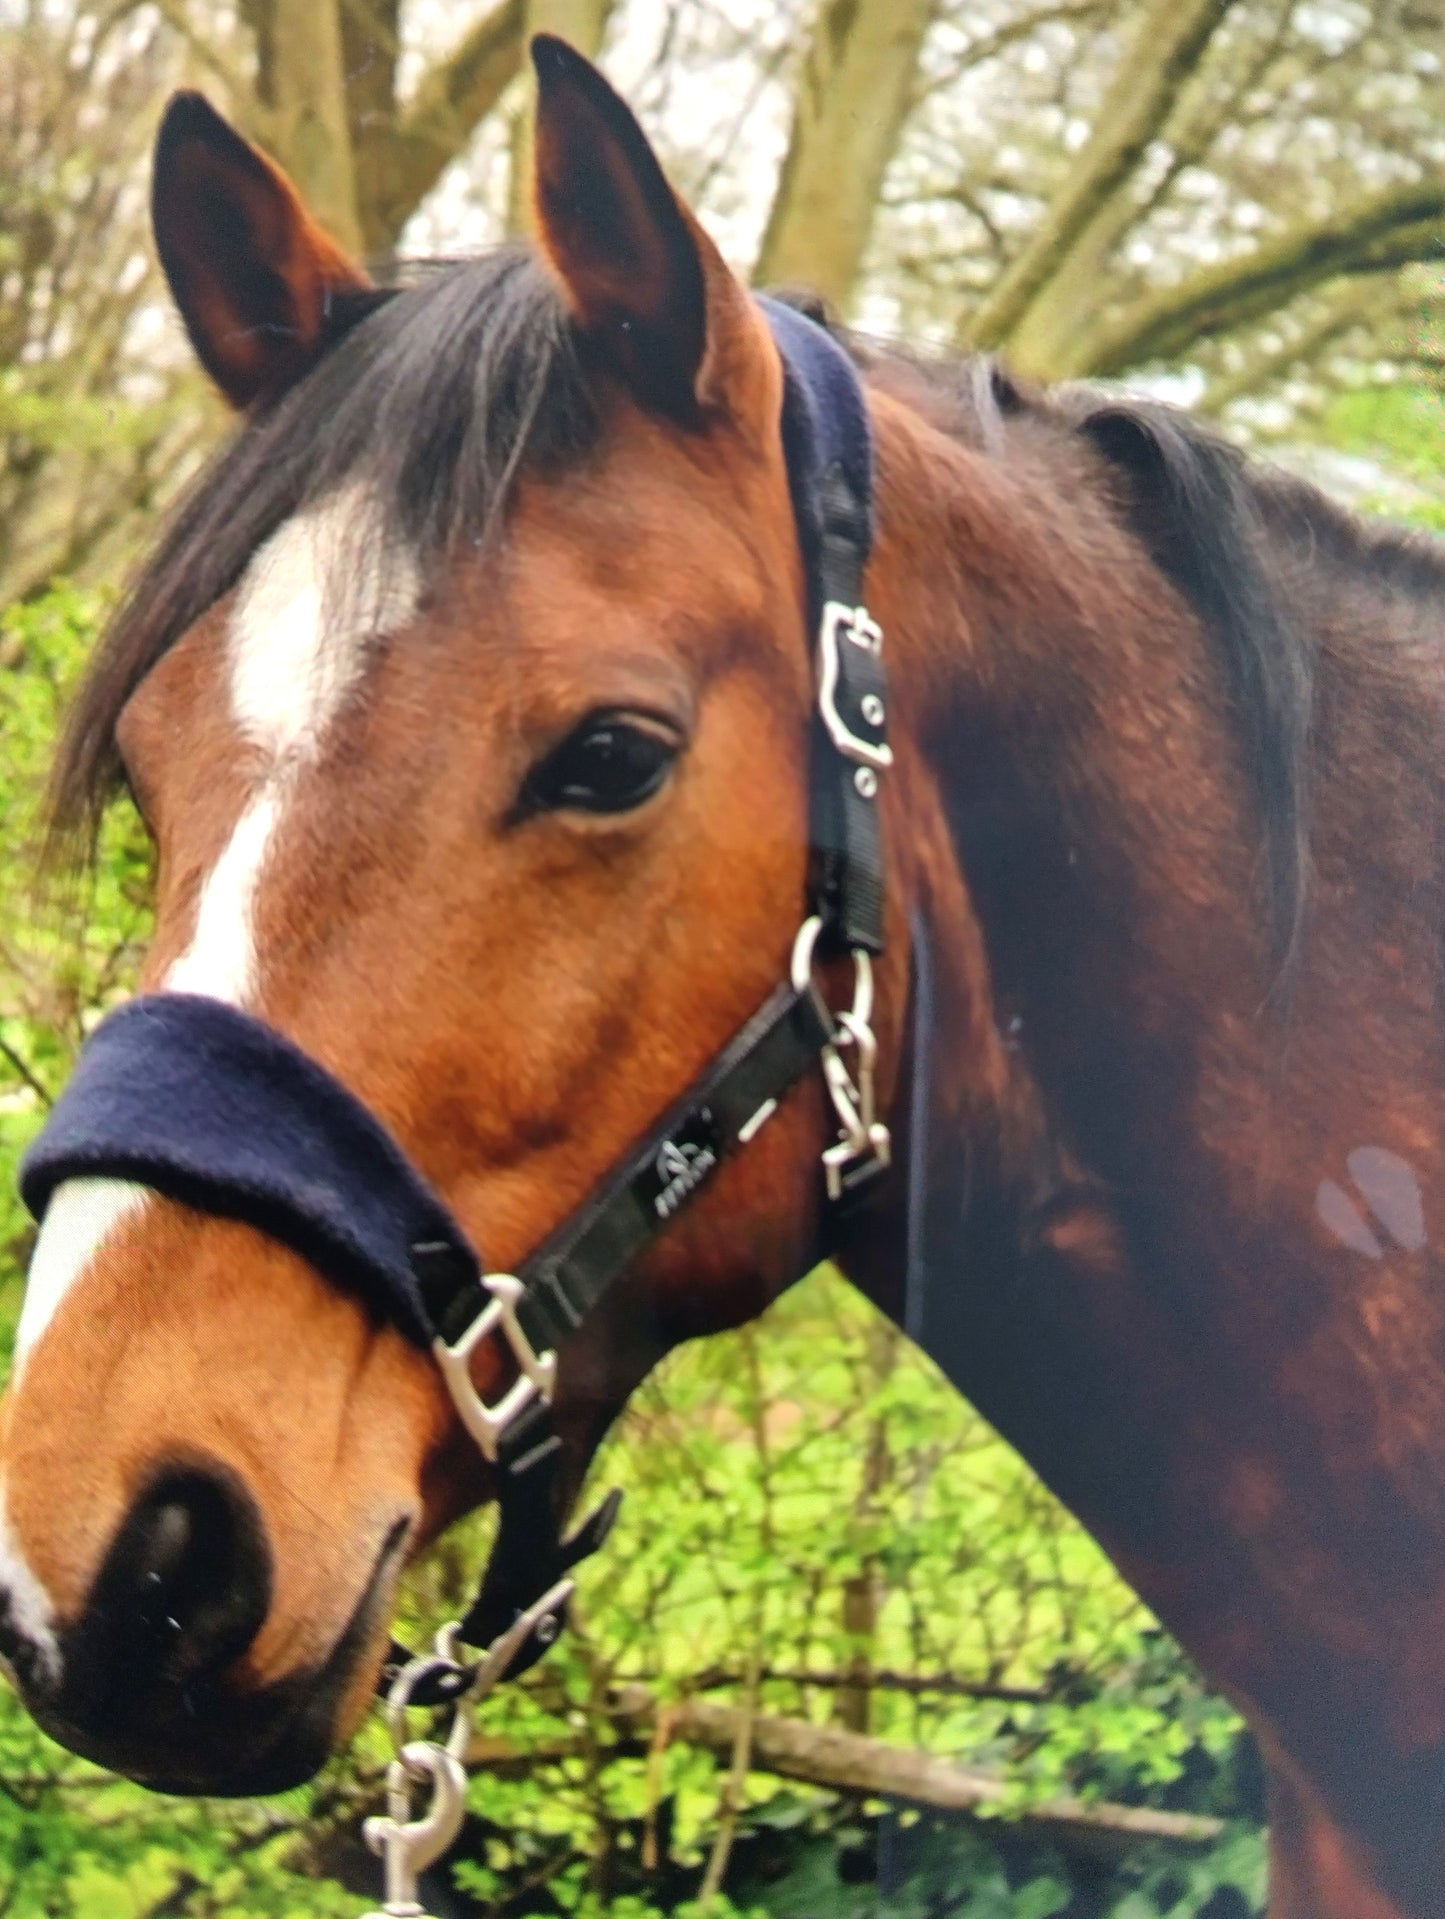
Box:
<box><xmin>46</xmin><ymin>247</ymin><xmax>599</xmax><ymax>866</ymax></box>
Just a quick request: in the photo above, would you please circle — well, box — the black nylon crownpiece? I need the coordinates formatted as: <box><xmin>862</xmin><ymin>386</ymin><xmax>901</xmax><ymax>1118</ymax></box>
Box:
<box><xmin>758</xmin><ymin>297</ymin><xmax>887</xmax><ymax>957</ymax></box>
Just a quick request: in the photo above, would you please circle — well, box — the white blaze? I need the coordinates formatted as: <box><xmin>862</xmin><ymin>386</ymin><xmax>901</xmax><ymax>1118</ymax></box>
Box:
<box><xmin>164</xmin><ymin>789</ymin><xmax>282</xmax><ymax>1006</ymax></box>
<box><xmin>13</xmin><ymin>1177</ymin><xmax>150</xmax><ymax>1366</ymax></box>
<box><xmin>11</xmin><ymin>488</ymin><xmax>419</xmax><ymax>1374</ymax></box>
<box><xmin>3</xmin><ymin>486</ymin><xmax>419</xmax><ymax>1662</ymax></box>
<box><xmin>228</xmin><ymin>483</ymin><xmax>420</xmax><ymax>765</ymax></box>
<box><xmin>0</xmin><ymin>1492</ymin><xmax>60</xmax><ymax>1686</ymax></box>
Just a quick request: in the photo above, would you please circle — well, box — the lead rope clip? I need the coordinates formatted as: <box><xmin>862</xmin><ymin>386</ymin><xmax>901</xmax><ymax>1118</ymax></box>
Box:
<box><xmin>361</xmin><ymin>1576</ymin><xmax>575</xmax><ymax>1917</ymax></box>
<box><xmin>361</xmin><ymin>1740</ymin><xmax>468</xmax><ymax>1919</ymax></box>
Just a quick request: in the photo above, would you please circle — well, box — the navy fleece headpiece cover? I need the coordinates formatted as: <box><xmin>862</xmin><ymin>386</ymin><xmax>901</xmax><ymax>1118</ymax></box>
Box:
<box><xmin>18</xmin><ymin>299</ymin><xmax>874</xmax><ymax>1349</ymax></box>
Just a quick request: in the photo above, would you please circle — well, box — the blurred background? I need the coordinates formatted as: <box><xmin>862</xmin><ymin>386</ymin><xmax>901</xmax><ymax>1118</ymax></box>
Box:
<box><xmin>2</xmin><ymin>0</ymin><xmax>1442</xmax><ymax>1912</ymax></box>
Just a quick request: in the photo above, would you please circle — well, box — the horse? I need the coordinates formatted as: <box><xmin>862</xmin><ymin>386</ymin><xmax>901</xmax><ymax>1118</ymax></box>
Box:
<box><xmin>0</xmin><ymin>35</ymin><xmax>1442</xmax><ymax>1917</ymax></box>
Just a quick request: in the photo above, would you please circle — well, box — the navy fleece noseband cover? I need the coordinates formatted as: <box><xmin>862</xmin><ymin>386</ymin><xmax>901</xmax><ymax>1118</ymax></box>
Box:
<box><xmin>20</xmin><ymin>994</ymin><xmax>467</xmax><ymax>1347</ymax></box>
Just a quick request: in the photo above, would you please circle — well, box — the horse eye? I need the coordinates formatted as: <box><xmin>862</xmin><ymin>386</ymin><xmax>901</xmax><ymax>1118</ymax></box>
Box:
<box><xmin>525</xmin><ymin>716</ymin><xmax>678</xmax><ymax>816</ymax></box>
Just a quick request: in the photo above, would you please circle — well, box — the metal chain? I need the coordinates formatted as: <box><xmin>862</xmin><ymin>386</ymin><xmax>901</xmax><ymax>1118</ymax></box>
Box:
<box><xmin>790</xmin><ymin>916</ymin><xmax>892</xmax><ymax>1199</ymax></box>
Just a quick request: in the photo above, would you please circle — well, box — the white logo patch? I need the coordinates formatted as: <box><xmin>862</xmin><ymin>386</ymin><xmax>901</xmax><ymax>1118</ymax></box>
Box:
<box><xmin>652</xmin><ymin>1137</ymin><xmax>718</xmax><ymax>1220</ymax></box>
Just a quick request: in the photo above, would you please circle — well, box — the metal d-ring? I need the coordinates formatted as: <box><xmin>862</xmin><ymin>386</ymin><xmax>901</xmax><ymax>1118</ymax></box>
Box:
<box><xmin>790</xmin><ymin>916</ymin><xmax>875</xmax><ymax>1032</ymax></box>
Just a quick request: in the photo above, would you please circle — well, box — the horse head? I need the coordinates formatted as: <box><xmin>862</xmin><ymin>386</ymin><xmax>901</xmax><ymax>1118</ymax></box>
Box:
<box><xmin>0</xmin><ymin>43</ymin><xmax>932</xmax><ymax>1793</ymax></box>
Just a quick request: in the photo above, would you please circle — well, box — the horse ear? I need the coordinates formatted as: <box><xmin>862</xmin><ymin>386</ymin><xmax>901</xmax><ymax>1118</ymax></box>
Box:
<box><xmin>151</xmin><ymin>92</ymin><xmax>372</xmax><ymax>411</ymax></box>
<box><xmin>530</xmin><ymin>35</ymin><xmax>760</xmax><ymax>421</ymax></box>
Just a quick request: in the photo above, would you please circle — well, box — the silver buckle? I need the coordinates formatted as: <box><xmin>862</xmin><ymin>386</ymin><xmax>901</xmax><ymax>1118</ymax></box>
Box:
<box><xmin>432</xmin><ymin>1273</ymin><xmax>557</xmax><ymax>1463</ymax></box>
<box><xmin>818</xmin><ymin>600</ymin><xmax>893</xmax><ymax>771</ymax></box>
<box><xmin>791</xmin><ymin>916</ymin><xmax>892</xmax><ymax>1200</ymax></box>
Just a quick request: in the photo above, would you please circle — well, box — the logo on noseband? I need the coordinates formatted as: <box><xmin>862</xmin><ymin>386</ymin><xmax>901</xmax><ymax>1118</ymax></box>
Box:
<box><xmin>647</xmin><ymin>1114</ymin><xmax>720</xmax><ymax>1221</ymax></box>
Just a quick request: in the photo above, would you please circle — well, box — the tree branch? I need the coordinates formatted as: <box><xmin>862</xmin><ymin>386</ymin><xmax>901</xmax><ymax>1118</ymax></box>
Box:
<box><xmin>151</xmin><ymin>0</ymin><xmax>264</xmax><ymax>118</ymax></box>
<box><xmin>0</xmin><ymin>1033</ymin><xmax>53</xmax><ymax>1107</ymax></box>
<box><xmin>1197</xmin><ymin>280</ymin><xmax>1393</xmax><ymax>417</ymax></box>
<box><xmin>599</xmin><ymin>1686</ymin><xmax>1227</xmax><ymax>1862</ymax></box>
<box><xmin>670</xmin><ymin>1665</ymin><xmax>1051</xmax><ymax>1703</ymax></box>
<box><xmin>1077</xmin><ymin>182</ymin><xmax>1445</xmax><ymax>376</ymax></box>
<box><xmin>698</xmin><ymin>1636</ymin><xmax>763</xmax><ymax>1904</ymax></box>
<box><xmin>966</xmin><ymin>0</ymin><xmax>1244</xmax><ymax>351</ymax></box>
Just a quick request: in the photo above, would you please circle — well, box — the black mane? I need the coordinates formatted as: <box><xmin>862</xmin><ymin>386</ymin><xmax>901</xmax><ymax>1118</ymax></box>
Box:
<box><xmin>1055</xmin><ymin>388</ymin><xmax>1315</xmax><ymax>961</ymax></box>
<box><xmin>845</xmin><ymin>317</ymin><xmax>1444</xmax><ymax>961</ymax></box>
<box><xmin>1045</xmin><ymin>387</ymin><xmax>1445</xmax><ymax>961</ymax></box>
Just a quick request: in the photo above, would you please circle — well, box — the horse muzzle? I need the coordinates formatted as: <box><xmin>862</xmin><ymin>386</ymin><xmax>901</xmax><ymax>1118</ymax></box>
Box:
<box><xmin>0</xmin><ymin>1458</ymin><xmax>398</xmax><ymax>1795</ymax></box>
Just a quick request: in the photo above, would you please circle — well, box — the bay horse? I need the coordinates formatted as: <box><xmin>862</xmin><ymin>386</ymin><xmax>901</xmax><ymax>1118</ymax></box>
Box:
<box><xmin>1</xmin><ymin>36</ymin><xmax>1442</xmax><ymax>1918</ymax></box>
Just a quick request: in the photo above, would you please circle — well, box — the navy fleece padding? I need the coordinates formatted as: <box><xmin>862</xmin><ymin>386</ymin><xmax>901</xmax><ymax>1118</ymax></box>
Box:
<box><xmin>19</xmin><ymin>993</ymin><xmax>474</xmax><ymax>1346</ymax></box>
<box><xmin>757</xmin><ymin>296</ymin><xmax>875</xmax><ymax>600</ymax></box>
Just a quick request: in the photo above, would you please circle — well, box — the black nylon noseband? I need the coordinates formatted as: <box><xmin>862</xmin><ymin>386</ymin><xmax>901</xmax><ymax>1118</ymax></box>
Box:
<box><xmin>19</xmin><ymin>297</ymin><xmax>891</xmax><ymax>1702</ymax></box>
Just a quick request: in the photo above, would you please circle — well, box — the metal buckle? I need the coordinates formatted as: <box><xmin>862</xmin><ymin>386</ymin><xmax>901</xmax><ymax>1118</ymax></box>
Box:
<box><xmin>818</xmin><ymin>600</ymin><xmax>893</xmax><ymax>771</ymax></box>
<box><xmin>791</xmin><ymin>917</ymin><xmax>892</xmax><ymax>1201</ymax></box>
<box><xmin>432</xmin><ymin>1273</ymin><xmax>557</xmax><ymax>1464</ymax></box>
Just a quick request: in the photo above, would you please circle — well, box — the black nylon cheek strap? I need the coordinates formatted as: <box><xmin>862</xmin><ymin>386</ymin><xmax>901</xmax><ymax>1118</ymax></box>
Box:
<box><xmin>505</xmin><ymin>979</ymin><xmax>835</xmax><ymax>1355</ymax></box>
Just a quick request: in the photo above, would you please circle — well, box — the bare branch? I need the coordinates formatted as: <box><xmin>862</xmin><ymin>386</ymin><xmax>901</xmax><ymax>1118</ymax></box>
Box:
<box><xmin>0</xmin><ymin>1034</ymin><xmax>53</xmax><ymax>1107</ymax></box>
<box><xmin>150</xmin><ymin>0</ymin><xmax>263</xmax><ymax>119</ymax></box>
<box><xmin>1197</xmin><ymin>281</ymin><xmax>1394</xmax><ymax>417</ymax></box>
<box><xmin>966</xmin><ymin>0</ymin><xmax>1244</xmax><ymax>351</ymax></box>
<box><xmin>1078</xmin><ymin>182</ymin><xmax>1445</xmax><ymax>376</ymax></box>
<box><xmin>652</xmin><ymin>1664</ymin><xmax>1051</xmax><ymax>1702</ymax></box>
<box><xmin>594</xmin><ymin>1687</ymin><xmax>1229</xmax><ymax>1860</ymax></box>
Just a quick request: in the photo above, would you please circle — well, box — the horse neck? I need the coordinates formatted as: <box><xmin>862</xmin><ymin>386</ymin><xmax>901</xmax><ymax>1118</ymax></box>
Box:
<box><xmin>849</xmin><ymin>386</ymin><xmax>1445</xmax><ymax>1918</ymax></box>
<box><xmin>860</xmin><ymin>383</ymin><xmax>1279</xmax><ymax>1276</ymax></box>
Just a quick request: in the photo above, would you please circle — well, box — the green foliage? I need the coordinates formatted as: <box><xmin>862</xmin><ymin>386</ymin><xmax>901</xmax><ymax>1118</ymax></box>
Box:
<box><xmin>0</xmin><ymin>587</ymin><xmax>1264</xmax><ymax>1915</ymax></box>
<box><xmin>1323</xmin><ymin>382</ymin><xmax>1445</xmax><ymax>487</ymax></box>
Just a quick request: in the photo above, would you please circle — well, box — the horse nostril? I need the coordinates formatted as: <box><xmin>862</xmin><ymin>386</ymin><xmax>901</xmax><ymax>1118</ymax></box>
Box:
<box><xmin>79</xmin><ymin>1464</ymin><xmax>272</xmax><ymax>1708</ymax></box>
<box><xmin>135</xmin><ymin>1499</ymin><xmax>193</xmax><ymax>1625</ymax></box>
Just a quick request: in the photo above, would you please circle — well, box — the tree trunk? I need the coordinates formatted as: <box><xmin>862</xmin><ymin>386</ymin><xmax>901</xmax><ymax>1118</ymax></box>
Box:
<box><xmin>834</xmin><ymin>1318</ymin><xmax>899</xmax><ymax>1735</ymax></box>
<box><xmin>505</xmin><ymin>0</ymin><xmax>615</xmax><ymax>236</ymax></box>
<box><xmin>753</xmin><ymin>0</ymin><xmax>935</xmax><ymax>310</ymax></box>
<box><xmin>364</xmin><ymin>0</ymin><xmax>527</xmax><ymax>252</ymax></box>
<box><xmin>266</xmin><ymin>0</ymin><xmax>363</xmax><ymax>255</ymax></box>
<box><xmin>340</xmin><ymin>0</ymin><xmax>402</xmax><ymax>257</ymax></box>
<box><xmin>235</xmin><ymin>0</ymin><xmax>531</xmax><ymax>257</ymax></box>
